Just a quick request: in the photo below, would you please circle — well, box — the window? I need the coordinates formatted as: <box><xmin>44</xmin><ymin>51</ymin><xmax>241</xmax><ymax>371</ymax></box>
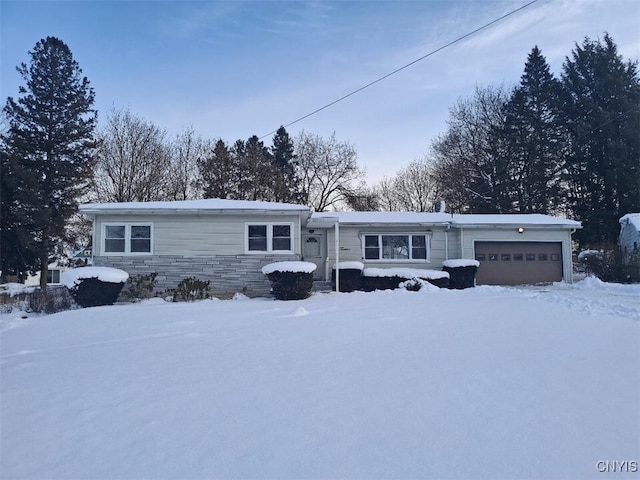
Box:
<box><xmin>526</xmin><ymin>253</ymin><xmax>536</xmax><ymax>261</ymax></box>
<box><xmin>103</xmin><ymin>224</ymin><xmax>152</xmax><ymax>255</ymax></box>
<box><xmin>362</xmin><ymin>234</ymin><xmax>429</xmax><ymax>261</ymax></box>
<box><xmin>475</xmin><ymin>253</ymin><xmax>486</xmax><ymax>261</ymax></box>
<box><xmin>246</xmin><ymin>223</ymin><xmax>293</xmax><ymax>253</ymax></box>
<box><xmin>47</xmin><ymin>269</ymin><xmax>61</xmax><ymax>284</ymax></box>
<box><xmin>488</xmin><ymin>253</ymin><xmax>498</xmax><ymax>261</ymax></box>
<box><xmin>501</xmin><ymin>254</ymin><xmax>511</xmax><ymax>261</ymax></box>
<box><xmin>550</xmin><ymin>253</ymin><xmax>560</xmax><ymax>261</ymax></box>
<box><xmin>513</xmin><ymin>253</ymin><xmax>523</xmax><ymax>261</ymax></box>
<box><xmin>538</xmin><ymin>253</ymin><xmax>548</xmax><ymax>261</ymax></box>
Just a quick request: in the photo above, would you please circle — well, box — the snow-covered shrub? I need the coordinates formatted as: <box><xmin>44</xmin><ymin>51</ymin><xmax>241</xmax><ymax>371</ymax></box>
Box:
<box><xmin>442</xmin><ymin>259</ymin><xmax>479</xmax><ymax>290</ymax></box>
<box><xmin>62</xmin><ymin>267</ymin><xmax>129</xmax><ymax>308</ymax></box>
<box><xmin>262</xmin><ymin>261</ymin><xmax>316</xmax><ymax>300</ymax></box>
<box><xmin>0</xmin><ymin>284</ymin><xmax>72</xmax><ymax>314</ymax></box>
<box><xmin>331</xmin><ymin>261</ymin><xmax>364</xmax><ymax>292</ymax></box>
<box><xmin>362</xmin><ymin>268</ymin><xmax>449</xmax><ymax>291</ymax></box>
<box><xmin>28</xmin><ymin>286</ymin><xmax>73</xmax><ymax>313</ymax></box>
<box><xmin>171</xmin><ymin>277</ymin><xmax>210</xmax><ymax>302</ymax></box>
<box><xmin>579</xmin><ymin>246</ymin><xmax>640</xmax><ymax>284</ymax></box>
<box><xmin>399</xmin><ymin>278</ymin><xmax>441</xmax><ymax>292</ymax></box>
<box><xmin>122</xmin><ymin>272</ymin><xmax>158</xmax><ymax>301</ymax></box>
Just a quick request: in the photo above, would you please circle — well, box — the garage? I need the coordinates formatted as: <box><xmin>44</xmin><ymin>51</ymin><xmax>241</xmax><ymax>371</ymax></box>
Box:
<box><xmin>474</xmin><ymin>241</ymin><xmax>563</xmax><ymax>285</ymax></box>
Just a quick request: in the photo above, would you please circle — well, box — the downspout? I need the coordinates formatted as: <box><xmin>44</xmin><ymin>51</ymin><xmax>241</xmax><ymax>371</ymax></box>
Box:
<box><xmin>444</xmin><ymin>224</ymin><xmax>450</xmax><ymax>260</ymax></box>
<box><xmin>460</xmin><ymin>226</ymin><xmax>464</xmax><ymax>258</ymax></box>
<box><xmin>335</xmin><ymin>219</ymin><xmax>340</xmax><ymax>293</ymax></box>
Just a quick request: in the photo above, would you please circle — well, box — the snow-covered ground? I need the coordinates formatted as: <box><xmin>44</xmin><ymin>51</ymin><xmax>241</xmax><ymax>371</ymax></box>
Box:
<box><xmin>1</xmin><ymin>278</ymin><xmax>638</xmax><ymax>479</ymax></box>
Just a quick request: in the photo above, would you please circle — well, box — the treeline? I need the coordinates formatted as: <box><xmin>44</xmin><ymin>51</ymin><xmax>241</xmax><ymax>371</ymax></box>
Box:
<box><xmin>91</xmin><ymin>111</ymin><xmax>363</xmax><ymax>212</ymax></box>
<box><xmin>1</xmin><ymin>33</ymin><xmax>638</xmax><ymax>283</ymax></box>
<box><xmin>358</xmin><ymin>35</ymin><xmax>639</xmax><ymax>247</ymax></box>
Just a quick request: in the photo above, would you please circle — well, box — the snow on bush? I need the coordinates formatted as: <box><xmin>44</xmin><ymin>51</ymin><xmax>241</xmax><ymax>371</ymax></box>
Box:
<box><xmin>61</xmin><ymin>267</ymin><xmax>129</xmax><ymax>288</ymax></box>
<box><xmin>261</xmin><ymin>261</ymin><xmax>317</xmax><ymax>275</ymax></box>
<box><xmin>0</xmin><ymin>283</ymin><xmax>37</xmax><ymax>297</ymax></box>
<box><xmin>442</xmin><ymin>259</ymin><xmax>480</xmax><ymax>268</ymax></box>
<box><xmin>333</xmin><ymin>261</ymin><xmax>364</xmax><ymax>270</ymax></box>
<box><xmin>399</xmin><ymin>278</ymin><xmax>441</xmax><ymax>292</ymax></box>
<box><xmin>363</xmin><ymin>267</ymin><xmax>449</xmax><ymax>280</ymax></box>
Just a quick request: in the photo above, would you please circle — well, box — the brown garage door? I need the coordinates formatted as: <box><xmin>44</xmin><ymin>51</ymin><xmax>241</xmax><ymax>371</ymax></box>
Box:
<box><xmin>474</xmin><ymin>241</ymin><xmax>563</xmax><ymax>285</ymax></box>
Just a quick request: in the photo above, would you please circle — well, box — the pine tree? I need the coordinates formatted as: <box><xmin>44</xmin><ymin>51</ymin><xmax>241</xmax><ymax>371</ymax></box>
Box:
<box><xmin>238</xmin><ymin>135</ymin><xmax>273</xmax><ymax>201</ymax></box>
<box><xmin>561</xmin><ymin>34</ymin><xmax>640</xmax><ymax>245</ymax></box>
<box><xmin>198</xmin><ymin>139</ymin><xmax>236</xmax><ymax>199</ymax></box>
<box><xmin>1</xmin><ymin>37</ymin><xmax>96</xmax><ymax>287</ymax></box>
<box><xmin>498</xmin><ymin>46</ymin><xmax>565</xmax><ymax>213</ymax></box>
<box><xmin>270</xmin><ymin>126</ymin><xmax>300</xmax><ymax>203</ymax></box>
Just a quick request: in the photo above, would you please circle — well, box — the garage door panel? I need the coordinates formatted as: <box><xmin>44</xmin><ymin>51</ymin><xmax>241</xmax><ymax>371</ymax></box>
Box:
<box><xmin>475</xmin><ymin>241</ymin><xmax>562</xmax><ymax>285</ymax></box>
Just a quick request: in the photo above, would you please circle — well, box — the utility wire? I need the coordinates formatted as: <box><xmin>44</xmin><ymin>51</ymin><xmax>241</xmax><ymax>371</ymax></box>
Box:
<box><xmin>260</xmin><ymin>0</ymin><xmax>540</xmax><ymax>139</ymax></box>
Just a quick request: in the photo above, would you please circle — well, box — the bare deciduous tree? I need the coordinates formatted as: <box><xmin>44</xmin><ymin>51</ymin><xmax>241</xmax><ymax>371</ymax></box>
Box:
<box><xmin>92</xmin><ymin>108</ymin><xmax>171</xmax><ymax>202</ymax></box>
<box><xmin>168</xmin><ymin>127</ymin><xmax>207</xmax><ymax>200</ymax></box>
<box><xmin>295</xmin><ymin>131</ymin><xmax>364</xmax><ymax>211</ymax></box>
<box><xmin>430</xmin><ymin>84</ymin><xmax>511</xmax><ymax>213</ymax></box>
<box><xmin>374</xmin><ymin>157</ymin><xmax>439</xmax><ymax>212</ymax></box>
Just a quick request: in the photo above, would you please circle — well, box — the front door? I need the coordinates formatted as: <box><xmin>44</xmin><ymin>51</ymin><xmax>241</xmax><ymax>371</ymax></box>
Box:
<box><xmin>302</xmin><ymin>233</ymin><xmax>326</xmax><ymax>280</ymax></box>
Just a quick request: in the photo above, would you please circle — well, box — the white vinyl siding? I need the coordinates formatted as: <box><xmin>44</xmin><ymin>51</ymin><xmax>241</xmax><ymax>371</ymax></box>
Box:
<box><xmin>245</xmin><ymin>223</ymin><xmax>293</xmax><ymax>253</ymax></box>
<box><xmin>102</xmin><ymin>223</ymin><xmax>153</xmax><ymax>255</ymax></box>
<box><xmin>93</xmin><ymin>214</ymin><xmax>302</xmax><ymax>256</ymax></box>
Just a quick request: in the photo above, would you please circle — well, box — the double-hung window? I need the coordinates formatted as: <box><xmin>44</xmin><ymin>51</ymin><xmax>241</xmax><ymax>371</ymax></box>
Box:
<box><xmin>246</xmin><ymin>223</ymin><xmax>293</xmax><ymax>253</ymax></box>
<box><xmin>103</xmin><ymin>224</ymin><xmax>152</xmax><ymax>255</ymax></box>
<box><xmin>363</xmin><ymin>233</ymin><xmax>429</xmax><ymax>261</ymax></box>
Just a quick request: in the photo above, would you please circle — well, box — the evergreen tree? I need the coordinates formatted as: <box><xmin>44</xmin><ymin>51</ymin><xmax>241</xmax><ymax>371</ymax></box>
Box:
<box><xmin>1</xmin><ymin>37</ymin><xmax>96</xmax><ymax>286</ymax></box>
<box><xmin>198</xmin><ymin>139</ymin><xmax>237</xmax><ymax>199</ymax></box>
<box><xmin>270</xmin><ymin>126</ymin><xmax>300</xmax><ymax>203</ymax></box>
<box><xmin>238</xmin><ymin>135</ymin><xmax>272</xmax><ymax>201</ymax></box>
<box><xmin>497</xmin><ymin>46</ymin><xmax>565</xmax><ymax>213</ymax></box>
<box><xmin>560</xmin><ymin>33</ymin><xmax>640</xmax><ymax>245</ymax></box>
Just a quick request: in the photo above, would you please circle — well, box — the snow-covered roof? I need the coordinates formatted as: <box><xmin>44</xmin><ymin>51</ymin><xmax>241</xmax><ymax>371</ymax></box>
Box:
<box><xmin>80</xmin><ymin>199</ymin><xmax>580</xmax><ymax>229</ymax></box>
<box><xmin>310</xmin><ymin>211</ymin><xmax>580</xmax><ymax>228</ymax></box>
<box><xmin>80</xmin><ymin>199</ymin><xmax>311</xmax><ymax>215</ymax></box>
<box><xmin>619</xmin><ymin>213</ymin><xmax>640</xmax><ymax>231</ymax></box>
<box><xmin>449</xmin><ymin>213</ymin><xmax>580</xmax><ymax>228</ymax></box>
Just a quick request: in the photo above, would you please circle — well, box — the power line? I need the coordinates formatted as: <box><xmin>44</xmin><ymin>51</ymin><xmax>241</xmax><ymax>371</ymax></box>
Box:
<box><xmin>260</xmin><ymin>0</ymin><xmax>540</xmax><ymax>139</ymax></box>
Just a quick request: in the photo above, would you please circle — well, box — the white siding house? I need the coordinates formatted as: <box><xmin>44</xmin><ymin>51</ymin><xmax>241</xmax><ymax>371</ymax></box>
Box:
<box><xmin>619</xmin><ymin>213</ymin><xmax>640</xmax><ymax>256</ymax></box>
<box><xmin>80</xmin><ymin>199</ymin><xmax>581</xmax><ymax>296</ymax></box>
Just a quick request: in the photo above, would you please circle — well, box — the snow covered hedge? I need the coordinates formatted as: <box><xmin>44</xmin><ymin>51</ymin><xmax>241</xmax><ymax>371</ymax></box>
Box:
<box><xmin>332</xmin><ymin>262</ymin><xmax>365</xmax><ymax>293</ymax></box>
<box><xmin>442</xmin><ymin>259</ymin><xmax>479</xmax><ymax>290</ymax></box>
<box><xmin>262</xmin><ymin>262</ymin><xmax>317</xmax><ymax>300</ymax></box>
<box><xmin>61</xmin><ymin>267</ymin><xmax>129</xmax><ymax>308</ymax></box>
<box><xmin>362</xmin><ymin>268</ymin><xmax>449</xmax><ymax>291</ymax></box>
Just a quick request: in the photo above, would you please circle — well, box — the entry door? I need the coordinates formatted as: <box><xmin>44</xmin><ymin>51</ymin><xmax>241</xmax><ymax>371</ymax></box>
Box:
<box><xmin>302</xmin><ymin>234</ymin><xmax>325</xmax><ymax>280</ymax></box>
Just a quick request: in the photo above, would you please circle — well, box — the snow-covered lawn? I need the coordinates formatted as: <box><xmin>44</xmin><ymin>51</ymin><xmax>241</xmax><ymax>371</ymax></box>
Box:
<box><xmin>1</xmin><ymin>279</ymin><xmax>638</xmax><ymax>479</ymax></box>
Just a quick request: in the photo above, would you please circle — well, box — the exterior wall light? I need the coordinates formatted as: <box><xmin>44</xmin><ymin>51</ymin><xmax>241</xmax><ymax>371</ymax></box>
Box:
<box><xmin>517</xmin><ymin>227</ymin><xmax>525</xmax><ymax>234</ymax></box>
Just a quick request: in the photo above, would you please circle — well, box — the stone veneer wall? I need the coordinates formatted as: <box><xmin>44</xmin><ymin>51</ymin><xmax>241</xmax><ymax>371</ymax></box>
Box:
<box><xmin>94</xmin><ymin>254</ymin><xmax>300</xmax><ymax>298</ymax></box>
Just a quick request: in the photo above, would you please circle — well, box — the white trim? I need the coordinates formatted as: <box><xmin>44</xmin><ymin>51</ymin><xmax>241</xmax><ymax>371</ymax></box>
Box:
<box><xmin>244</xmin><ymin>222</ymin><xmax>295</xmax><ymax>254</ymax></box>
<box><xmin>102</xmin><ymin>222</ymin><xmax>154</xmax><ymax>256</ymax></box>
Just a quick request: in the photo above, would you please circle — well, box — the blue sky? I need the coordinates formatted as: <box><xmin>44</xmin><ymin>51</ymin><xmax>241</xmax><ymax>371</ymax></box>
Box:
<box><xmin>1</xmin><ymin>0</ymin><xmax>638</xmax><ymax>182</ymax></box>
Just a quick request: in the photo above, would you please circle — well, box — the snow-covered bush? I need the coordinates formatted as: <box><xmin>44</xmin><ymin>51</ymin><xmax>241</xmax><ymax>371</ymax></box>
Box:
<box><xmin>170</xmin><ymin>277</ymin><xmax>210</xmax><ymax>302</ymax></box>
<box><xmin>262</xmin><ymin>261</ymin><xmax>316</xmax><ymax>300</ymax></box>
<box><xmin>331</xmin><ymin>261</ymin><xmax>364</xmax><ymax>292</ymax></box>
<box><xmin>362</xmin><ymin>268</ymin><xmax>449</xmax><ymax>291</ymax></box>
<box><xmin>579</xmin><ymin>246</ymin><xmax>640</xmax><ymax>284</ymax></box>
<box><xmin>122</xmin><ymin>272</ymin><xmax>158</xmax><ymax>301</ymax></box>
<box><xmin>442</xmin><ymin>259</ymin><xmax>479</xmax><ymax>290</ymax></box>
<box><xmin>62</xmin><ymin>267</ymin><xmax>129</xmax><ymax>308</ymax></box>
<box><xmin>0</xmin><ymin>284</ymin><xmax>72</xmax><ymax>314</ymax></box>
